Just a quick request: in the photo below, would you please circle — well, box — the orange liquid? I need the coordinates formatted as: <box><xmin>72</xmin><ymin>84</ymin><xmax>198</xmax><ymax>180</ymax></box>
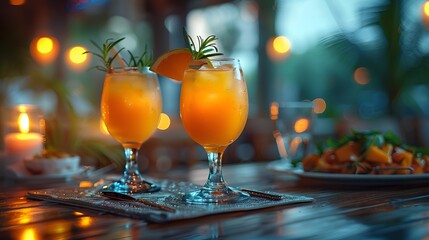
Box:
<box><xmin>101</xmin><ymin>69</ymin><xmax>162</xmax><ymax>148</ymax></box>
<box><xmin>180</xmin><ymin>68</ymin><xmax>248</xmax><ymax>152</ymax></box>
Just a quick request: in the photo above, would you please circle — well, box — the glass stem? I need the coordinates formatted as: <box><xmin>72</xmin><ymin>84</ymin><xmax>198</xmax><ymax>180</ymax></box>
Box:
<box><xmin>204</xmin><ymin>151</ymin><xmax>227</xmax><ymax>190</ymax></box>
<box><xmin>123</xmin><ymin>147</ymin><xmax>143</xmax><ymax>181</ymax></box>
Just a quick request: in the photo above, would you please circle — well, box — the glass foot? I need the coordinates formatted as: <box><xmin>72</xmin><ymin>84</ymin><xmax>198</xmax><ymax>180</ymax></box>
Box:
<box><xmin>107</xmin><ymin>179</ymin><xmax>160</xmax><ymax>194</ymax></box>
<box><xmin>184</xmin><ymin>186</ymin><xmax>250</xmax><ymax>204</ymax></box>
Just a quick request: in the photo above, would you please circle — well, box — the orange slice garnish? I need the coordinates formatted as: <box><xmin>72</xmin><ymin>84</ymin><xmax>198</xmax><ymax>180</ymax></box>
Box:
<box><xmin>150</xmin><ymin>48</ymin><xmax>193</xmax><ymax>82</ymax></box>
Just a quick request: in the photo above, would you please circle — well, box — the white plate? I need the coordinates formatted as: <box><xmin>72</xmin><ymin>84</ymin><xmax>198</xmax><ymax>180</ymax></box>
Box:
<box><xmin>267</xmin><ymin>159</ymin><xmax>429</xmax><ymax>186</ymax></box>
<box><xmin>6</xmin><ymin>164</ymin><xmax>86</xmax><ymax>181</ymax></box>
<box><xmin>267</xmin><ymin>159</ymin><xmax>296</xmax><ymax>173</ymax></box>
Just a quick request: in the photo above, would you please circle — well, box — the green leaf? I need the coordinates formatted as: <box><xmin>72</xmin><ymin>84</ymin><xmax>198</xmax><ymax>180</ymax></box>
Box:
<box><xmin>85</xmin><ymin>37</ymin><xmax>125</xmax><ymax>72</ymax></box>
<box><xmin>85</xmin><ymin>37</ymin><xmax>154</xmax><ymax>72</ymax></box>
<box><xmin>383</xmin><ymin>131</ymin><xmax>402</xmax><ymax>145</ymax></box>
<box><xmin>183</xmin><ymin>27</ymin><xmax>224</xmax><ymax>60</ymax></box>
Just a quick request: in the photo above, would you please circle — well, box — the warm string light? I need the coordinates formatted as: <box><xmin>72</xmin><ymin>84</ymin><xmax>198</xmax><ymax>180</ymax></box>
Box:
<box><xmin>69</xmin><ymin>46</ymin><xmax>87</xmax><ymax>64</ymax></box>
<box><xmin>422</xmin><ymin>1</ymin><xmax>429</xmax><ymax>28</ymax></box>
<box><xmin>266</xmin><ymin>36</ymin><xmax>292</xmax><ymax>61</ymax></box>
<box><xmin>30</xmin><ymin>36</ymin><xmax>59</xmax><ymax>64</ymax></box>
<box><xmin>37</xmin><ymin>37</ymin><xmax>54</xmax><ymax>54</ymax></box>
<box><xmin>273</xmin><ymin>36</ymin><xmax>291</xmax><ymax>54</ymax></box>
<box><xmin>30</xmin><ymin>35</ymin><xmax>90</xmax><ymax>71</ymax></box>
<box><xmin>66</xmin><ymin>46</ymin><xmax>90</xmax><ymax>71</ymax></box>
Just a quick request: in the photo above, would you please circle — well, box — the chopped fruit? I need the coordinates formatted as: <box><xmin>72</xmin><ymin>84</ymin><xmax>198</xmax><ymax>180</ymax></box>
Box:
<box><xmin>334</xmin><ymin>141</ymin><xmax>360</xmax><ymax>163</ymax></box>
<box><xmin>150</xmin><ymin>48</ymin><xmax>193</xmax><ymax>82</ymax></box>
<box><xmin>365</xmin><ymin>145</ymin><xmax>391</xmax><ymax>164</ymax></box>
<box><xmin>301</xmin><ymin>131</ymin><xmax>429</xmax><ymax>175</ymax></box>
<box><xmin>302</xmin><ymin>153</ymin><xmax>319</xmax><ymax>172</ymax></box>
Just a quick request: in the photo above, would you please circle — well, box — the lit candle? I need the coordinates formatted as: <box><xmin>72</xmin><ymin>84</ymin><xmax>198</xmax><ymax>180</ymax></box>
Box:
<box><xmin>4</xmin><ymin>112</ymin><xmax>43</xmax><ymax>161</ymax></box>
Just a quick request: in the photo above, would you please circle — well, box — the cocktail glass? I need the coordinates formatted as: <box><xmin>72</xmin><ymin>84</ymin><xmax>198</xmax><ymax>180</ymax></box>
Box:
<box><xmin>270</xmin><ymin>101</ymin><xmax>314</xmax><ymax>170</ymax></box>
<box><xmin>180</xmin><ymin>58</ymin><xmax>250</xmax><ymax>203</ymax></box>
<box><xmin>101</xmin><ymin>67</ymin><xmax>162</xmax><ymax>194</ymax></box>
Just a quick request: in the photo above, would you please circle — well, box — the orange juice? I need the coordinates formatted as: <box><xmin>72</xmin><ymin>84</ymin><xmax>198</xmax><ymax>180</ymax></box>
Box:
<box><xmin>180</xmin><ymin>67</ymin><xmax>248</xmax><ymax>152</ymax></box>
<box><xmin>101</xmin><ymin>68</ymin><xmax>162</xmax><ymax>148</ymax></box>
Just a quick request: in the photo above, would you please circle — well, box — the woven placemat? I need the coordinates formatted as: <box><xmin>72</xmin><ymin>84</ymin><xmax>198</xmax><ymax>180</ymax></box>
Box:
<box><xmin>26</xmin><ymin>179</ymin><xmax>313</xmax><ymax>223</ymax></box>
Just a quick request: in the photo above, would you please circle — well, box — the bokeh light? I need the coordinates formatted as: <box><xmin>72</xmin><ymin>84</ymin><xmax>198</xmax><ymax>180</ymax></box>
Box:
<box><xmin>313</xmin><ymin>98</ymin><xmax>326</xmax><ymax>114</ymax></box>
<box><xmin>74</xmin><ymin>212</ymin><xmax>84</xmax><ymax>216</ymax></box>
<box><xmin>354</xmin><ymin>67</ymin><xmax>370</xmax><ymax>85</ymax></box>
<box><xmin>30</xmin><ymin>36</ymin><xmax>59</xmax><ymax>64</ymax></box>
<box><xmin>79</xmin><ymin>181</ymin><xmax>93</xmax><ymax>188</ymax></box>
<box><xmin>9</xmin><ymin>0</ymin><xmax>25</xmax><ymax>6</ymax></box>
<box><xmin>157</xmin><ymin>113</ymin><xmax>171</xmax><ymax>130</ymax></box>
<box><xmin>273</xmin><ymin>36</ymin><xmax>291</xmax><ymax>54</ymax></box>
<box><xmin>46</xmin><ymin>220</ymin><xmax>71</xmax><ymax>235</ymax></box>
<box><xmin>424</xmin><ymin>1</ymin><xmax>429</xmax><ymax>17</ymax></box>
<box><xmin>66</xmin><ymin>46</ymin><xmax>89</xmax><ymax>71</ymax></box>
<box><xmin>78</xmin><ymin>216</ymin><xmax>93</xmax><ymax>228</ymax></box>
<box><xmin>69</xmin><ymin>46</ymin><xmax>87</xmax><ymax>64</ymax></box>
<box><xmin>266</xmin><ymin>36</ymin><xmax>291</xmax><ymax>61</ymax></box>
<box><xmin>270</xmin><ymin>102</ymin><xmax>279</xmax><ymax>120</ymax></box>
<box><xmin>294</xmin><ymin>118</ymin><xmax>310</xmax><ymax>133</ymax></box>
<box><xmin>37</xmin><ymin>37</ymin><xmax>53</xmax><ymax>54</ymax></box>
<box><xmin>422</xmin><ymin>1</ymin><xmax>429</xmax><ymax>28</ymax></box>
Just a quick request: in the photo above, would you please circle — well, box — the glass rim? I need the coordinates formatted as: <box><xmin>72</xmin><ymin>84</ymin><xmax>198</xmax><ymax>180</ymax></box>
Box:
<box><xmin>190</xmin><ymin>57</ymin><xmax>239</xmax><ymax>63</ymax></box>
<box><xmin>108</xmin><ymin>66</ymin><xmax>151</xmax><ymax>73</ymax></box>
<box><xmin>188</xmin><ymin>58</ymin><xmax>241</xmax><ymax>70</ymax></box>
<box><xmin>272</xmin><ymin>101</ymin><xmax>314</xmax><ymax>108</ymax></box>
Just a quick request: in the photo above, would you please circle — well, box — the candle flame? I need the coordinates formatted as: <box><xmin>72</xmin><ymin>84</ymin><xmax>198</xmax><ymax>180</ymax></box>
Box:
<box><xmin>18</xmin><ymin>113</ymin><xmax>30</xmax><ymax>133</ymax></box>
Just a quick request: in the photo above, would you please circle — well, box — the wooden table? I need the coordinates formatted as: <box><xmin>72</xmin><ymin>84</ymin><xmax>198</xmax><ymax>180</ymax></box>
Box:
<box><xmin>2</xmin><ymin>162</ymin><xmax>429</xmax><ymax>239</ymax></box>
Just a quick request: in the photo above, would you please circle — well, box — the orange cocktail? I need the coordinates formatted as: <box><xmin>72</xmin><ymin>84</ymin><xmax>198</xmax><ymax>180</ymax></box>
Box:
<box><xmin>101</xmin><ymin>67</ymin><xmax>162</xmax><ymax>193</ymax></box>
<box><xmin>180</xmin><ymin>67</ymin><xmax>248</xmax><ymax>152</ymax></box>
<box><xmin>101</xmin><ymin>68</ymin><xmax>161</xmax><ymax>148</ymax></box>
<box><xmin>180</xmin><ymin>58</ymin><xmax>250</xmax><ymax>203</ymax></box>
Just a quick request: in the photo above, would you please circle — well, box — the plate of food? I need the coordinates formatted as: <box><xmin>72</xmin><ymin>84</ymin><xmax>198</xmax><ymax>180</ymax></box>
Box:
<box><xmin>7</xmin><ymin>150</ymin><xmax>84</xmax><ymax>181</ymax></box>
<box><xmin>8</xmin><ymin>164</ymin><xmax>85</xmax><ymax>181</ymax></box>
<box><xmin>270</xmin><ymin>131</ymin><xmax>429</xmax><ymax>186</ymax></box>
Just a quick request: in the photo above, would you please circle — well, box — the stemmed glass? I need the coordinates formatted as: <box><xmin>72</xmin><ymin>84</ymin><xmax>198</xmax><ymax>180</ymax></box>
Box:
<box><xmin>101</xmin><ymin>67</ymin><xmax>162</xmax><ymax>194</ymax></box>
<box><xmin>270</xmin><ymin>101</ymin><xmax>314</xmax><ymax>170</ymax></box>
<box><xmin>180</xmin><ymin>58</ymin><xmax>250</xmax><ymax>203</ymax></box>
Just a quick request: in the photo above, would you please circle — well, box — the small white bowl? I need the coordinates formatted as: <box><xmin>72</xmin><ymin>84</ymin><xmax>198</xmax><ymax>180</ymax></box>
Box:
<box><xmin>23</xmin><ymin>155</ymin><xmax>80</xmax><ymax>175</ymax></box>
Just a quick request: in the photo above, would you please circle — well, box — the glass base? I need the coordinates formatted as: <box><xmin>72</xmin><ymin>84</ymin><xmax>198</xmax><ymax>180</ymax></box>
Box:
<box><xmin>107</xmin><ymin>179</ymin><xmax>160</xmax><ymax>194</ymax></box>
<box><xmin>184</xmin><ymin>186</ymin><xmax>250</xmax><ymax>204</ymax></box>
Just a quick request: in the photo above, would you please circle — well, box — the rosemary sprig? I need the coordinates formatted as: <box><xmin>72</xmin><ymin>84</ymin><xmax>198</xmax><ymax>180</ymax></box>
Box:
<box><xmin>183</xmin><ymin>28</ymin><xmax>223</xmax><ymax>60</ymax></box>
<box><xmin>84</xmin><ymin>37</ymin><xmax>125</xmax><ymax>72</ymax></box>
<box><xmin>125</xmin><ymin>45</ymin><xmax>154</xmax><ymax>70</ymax></box>
<box><xmin>85</xmin><ymin>37</ymin><xmax>154</xmax><ymax>72</ymax></box>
